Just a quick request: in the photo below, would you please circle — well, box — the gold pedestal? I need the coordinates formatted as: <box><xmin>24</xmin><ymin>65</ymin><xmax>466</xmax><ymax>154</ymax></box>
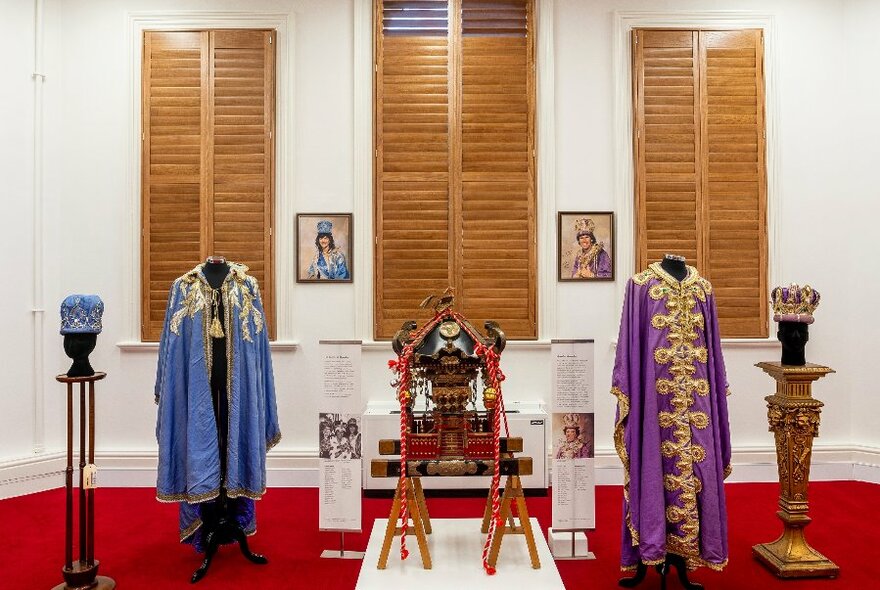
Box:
<box><xmin>751</xmin><ymin>362</ymin><xmax>839</xmax><ymax>578</ymax></box>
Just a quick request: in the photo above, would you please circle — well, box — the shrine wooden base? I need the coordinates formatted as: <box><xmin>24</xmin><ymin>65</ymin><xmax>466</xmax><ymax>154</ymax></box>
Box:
<box><xmin>377</xmin><ymin>474</ymin><xmax>540</xmax><ymax>571</ymax></box>
<box><xmin>481</xmin><ymin>474</ymin><xmax>540</xmax><ymax>570</ymax></box>
<box><xmin>378</xmin><ymin>477</ymin><xmax>433</xmax><ymax>569</ymax></box>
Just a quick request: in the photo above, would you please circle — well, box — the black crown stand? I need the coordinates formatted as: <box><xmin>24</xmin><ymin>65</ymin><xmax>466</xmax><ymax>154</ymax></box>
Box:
<box><xmin>52</xmin><ymin>372</ymin><xmax>115</xmax><ymax>590</ymax></box>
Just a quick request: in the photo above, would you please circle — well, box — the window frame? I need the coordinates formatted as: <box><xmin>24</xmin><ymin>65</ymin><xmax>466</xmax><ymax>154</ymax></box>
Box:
<box><xmin>122</xmin><ymin>12</ymin><xmax>296</xmax><ymax>349</ymax></box>
<box><xmin>613</xmin><ymin>11</ymin><xmax>782</xmax><ymax>343</ymax></box>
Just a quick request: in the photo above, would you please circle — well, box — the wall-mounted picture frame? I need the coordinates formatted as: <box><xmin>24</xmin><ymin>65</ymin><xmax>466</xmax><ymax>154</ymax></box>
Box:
<box><xmin>296</xmin><ymin>213</ymin><xmax>353</xmax><ymax>283</ymax></box>
<box><xmin>558</xmin><ymin>211</ymin><xmax>614</xmax><ymax>282</ymax></box>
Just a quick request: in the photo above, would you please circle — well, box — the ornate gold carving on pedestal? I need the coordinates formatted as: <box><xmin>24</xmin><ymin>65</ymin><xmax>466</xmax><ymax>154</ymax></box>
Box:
<box><xmin>752</xmin><ymin>362</ymin><xmax>839</xmax><ymax>578</ymax></box>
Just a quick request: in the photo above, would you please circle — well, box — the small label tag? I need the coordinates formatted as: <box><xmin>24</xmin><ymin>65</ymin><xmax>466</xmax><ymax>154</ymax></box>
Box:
<box><xmin>83</xmin><ymin>464</ymin><xmax>98</xmax><ymax>489</ymax></box>
<box><xmin>530</xmin><ymin>420</ymin><xmax>544</xmax><ymax>426</ymax></box>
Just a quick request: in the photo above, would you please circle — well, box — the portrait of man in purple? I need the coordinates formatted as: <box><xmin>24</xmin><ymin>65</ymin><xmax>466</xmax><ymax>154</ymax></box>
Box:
<box><xmin>611</xmin><ymin>262</ymin><xmax>732</xmax><ymax>572</ymax></box>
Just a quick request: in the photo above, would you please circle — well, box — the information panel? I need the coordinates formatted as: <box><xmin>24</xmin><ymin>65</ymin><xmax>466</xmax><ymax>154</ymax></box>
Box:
<box><xmin>550</xmin><ymin>339</ymin><xmax>595</xmax><ymax>530</ymax></box>
<box><xmin>318</xmin><ymin>340</ymin><xmax>362</xmax><ymax>532</ymax></box>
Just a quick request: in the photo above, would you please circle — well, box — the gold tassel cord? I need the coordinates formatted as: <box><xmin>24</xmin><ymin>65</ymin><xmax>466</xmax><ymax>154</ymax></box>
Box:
<box><xmin>209</xmin><ymin>289</ymin><xmax>225</xmax><ymax>339</ymax></box>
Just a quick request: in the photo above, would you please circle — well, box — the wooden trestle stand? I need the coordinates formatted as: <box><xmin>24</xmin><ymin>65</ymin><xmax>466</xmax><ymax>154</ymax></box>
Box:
<box><xmin>373</xmin><ymin>437</ymin><xmax>540</xmax><ymax>570</ymax></box>
<box><xmin>53</xmin><ymin>373</ymin><xmax>115</xmax><ymax>590</ymax></box>
<box><xmin>751</xmin><ymin>362</ymin><xmax>839</xmax><ymax>578</ymax></box>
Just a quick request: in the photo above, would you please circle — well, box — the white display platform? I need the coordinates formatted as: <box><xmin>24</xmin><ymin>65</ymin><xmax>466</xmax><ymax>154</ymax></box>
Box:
<box><xmin>355</xmin><ymin>518</ymin><xmax>564</xmax><ymax>589</ymax></box>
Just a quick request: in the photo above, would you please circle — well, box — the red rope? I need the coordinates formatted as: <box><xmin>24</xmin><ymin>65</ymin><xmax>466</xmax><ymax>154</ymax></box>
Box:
<box><xmin>388</xmin><ymin>311</ymin><xmax>447</xmax><ymax>561</ymax></box>
<box><xmin>451</xmin><ymin>312</ymin><xmax>507</xmax><ymax>575</ymax></box>
<box><xmin>397</xmin><ymin>376</ymin><xmax>410</xmax><ymax>560</ymax></box>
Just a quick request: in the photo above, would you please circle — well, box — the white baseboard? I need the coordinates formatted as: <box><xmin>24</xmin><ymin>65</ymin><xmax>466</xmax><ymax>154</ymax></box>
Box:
<box><xmin>0</xmin><ymin>452</ymin><xmax>66</xmax><ymax>499</ymax></box>
<box><xmin>3</xmin><ymin>445</ymin><xmax>879</xmax><ymax>499</ymax></box>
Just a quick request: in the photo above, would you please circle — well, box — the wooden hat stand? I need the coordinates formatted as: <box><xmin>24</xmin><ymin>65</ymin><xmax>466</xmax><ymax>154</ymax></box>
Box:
<box><xmin>52</xmin><ymin>373</ymin><xmax>115</xmax><ymax>590</ymax></box>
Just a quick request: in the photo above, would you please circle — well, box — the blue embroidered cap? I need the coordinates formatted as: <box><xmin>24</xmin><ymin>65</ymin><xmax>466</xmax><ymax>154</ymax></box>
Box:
<box><xmin>316</xmin><ymin>220</ymin><xmax>333</xmax><ymax>234</ymax></box>
<box><xmin>60</xmin><ymin>294</ymin><xmax>104</xmax><ymax>335</ymax></box>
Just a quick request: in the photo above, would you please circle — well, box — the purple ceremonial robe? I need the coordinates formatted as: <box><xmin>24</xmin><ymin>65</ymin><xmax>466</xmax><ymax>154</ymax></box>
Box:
<box><xmin>571</xmin><ymin>247</ymin><xmax>612</xmax><ymax>279</ymax></box>
<box><xmin>611</xmin><ymin>263</ymin><xmax>732</xmax><ymax>571</ymax></box>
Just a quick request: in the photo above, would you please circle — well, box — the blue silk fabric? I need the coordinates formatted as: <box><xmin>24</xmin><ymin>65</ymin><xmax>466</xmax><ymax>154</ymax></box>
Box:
<box><xmin>154</xmin><ymin>262</ymin><xmax>281</xmax><ymax>546</ymax></box>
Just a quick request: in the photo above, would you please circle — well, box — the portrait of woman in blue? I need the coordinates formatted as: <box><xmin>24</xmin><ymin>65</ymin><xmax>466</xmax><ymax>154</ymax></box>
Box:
<box><xmin>306</xmin><ymin>219</ymin><xmax>350</xmax><ymax>280</ymax></box>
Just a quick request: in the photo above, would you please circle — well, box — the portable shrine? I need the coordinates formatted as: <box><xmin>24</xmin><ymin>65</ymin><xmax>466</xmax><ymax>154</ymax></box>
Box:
<box><xmin>372</xmin><ymin>294</ymin><xmax>540</xmax><ymax>574</ymax></box>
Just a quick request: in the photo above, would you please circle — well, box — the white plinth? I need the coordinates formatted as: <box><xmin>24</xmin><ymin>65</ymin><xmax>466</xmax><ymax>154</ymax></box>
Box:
<box><xmin>548</xmin><ymin>528</ymin><xmax>596</xmax><ymax>560</ymax></box>
<box><xmin>355</xmin><ymin>518</ymin><xmax>564</xmax><ymax>589</ymax></box>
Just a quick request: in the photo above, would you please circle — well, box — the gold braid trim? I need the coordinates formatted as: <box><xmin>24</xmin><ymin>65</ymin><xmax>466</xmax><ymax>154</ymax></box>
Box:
<box><xmin>179</xmin><ymin>515</ymin><xmax>259</xmax><ymax>544</ymax></box>
<box><xmin>225</xmin><ymin>486</ymin><xmax>269</xmax><ymax>501</ymax></box>
<box><xmin>724</xmin><ymin>464</ymin><xmax>732</xmax><ymax>479</ymax></box>
<box><xmin>157</xmin><ymin>486</ymin><xmax>269</xmax><ymax>504</ymax></box>
<box><xmin>157</xmin><ymin>489</ymin><xmax>220</xmax><ymax>504</ymax></box>
<box><xmin>620</xmin><ymin>552</ymin><xmax>727</xmax><ymax>573</ymax></box>
<box><xmin>611</xmin><ymin>385</ymin><xmax>638</xmax><ymax>545</ymax></box>
<box><xmin>267</xmin><ymin>431</ymin><xmax>282</xmax><ymax>451</ymax></box>
<box><xmin>180</xmin><ymin>518</ymin><xmax>203</xmax><ymax>542</ymax></box>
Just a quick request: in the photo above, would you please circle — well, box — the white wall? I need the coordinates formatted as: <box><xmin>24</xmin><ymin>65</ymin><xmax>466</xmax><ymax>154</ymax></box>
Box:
<box><xmin>843</xmin><ymin>0</ymin><xmax>880</xmax><ymax>451</ymax></box>
<box><xmin>2</xmin><ymin>0</ymin><xmax>878</xmax><ymax>487</ymax></box>
<box><xmin>0</xmin><ymin>0</ymin><xmax>38</xmax><ymax>460</ymax></box>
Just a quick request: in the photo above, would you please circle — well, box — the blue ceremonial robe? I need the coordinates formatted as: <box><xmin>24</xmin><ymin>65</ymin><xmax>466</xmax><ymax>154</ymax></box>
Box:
<box><xmin>155</xmin><ymin>262</ymin><xmax>281</xmax><ymax>548</ymax></box>
<box><xmin>306</xmin><ymin>248</ymin><xmax>350</xmax><ymax>280</ymax></box>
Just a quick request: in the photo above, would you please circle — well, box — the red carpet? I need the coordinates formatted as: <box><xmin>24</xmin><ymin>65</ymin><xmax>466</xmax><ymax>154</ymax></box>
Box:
<box><xmin>0</xmin><ymin>481</ymin><xmax>874</xmax><ymax>589</ymax></box>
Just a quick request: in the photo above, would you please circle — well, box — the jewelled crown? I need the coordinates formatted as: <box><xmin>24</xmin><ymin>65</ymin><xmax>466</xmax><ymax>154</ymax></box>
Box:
<box><xmin>316</xmin><ymin>220</ymin><xmax>333</xmax><ymax>234</ymax></box>
<box><xmin>574</xmin><ymin>218</ymin><xmax>595</xmax><ymax>237</ymax></box>
<box><xmin>771</xmin><ymin>284</ymin><xmax>820</xmax><ymax>324</ymax></box>
<box><xmin>562</xmin><ymin>413</ymin><xmax>581</xmax><ymax>431</ymax></box>
<box><xmin>60</xmin><ymin>294</ymin><xmax>104</xmax><ymax>335</ymax></box>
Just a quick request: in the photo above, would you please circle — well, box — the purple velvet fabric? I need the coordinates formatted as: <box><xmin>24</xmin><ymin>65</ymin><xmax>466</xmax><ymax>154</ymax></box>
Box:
<box><xmin>612</xmin><ymin>263</ymin><xmax>732</xmax><ymax>571</ymax></box>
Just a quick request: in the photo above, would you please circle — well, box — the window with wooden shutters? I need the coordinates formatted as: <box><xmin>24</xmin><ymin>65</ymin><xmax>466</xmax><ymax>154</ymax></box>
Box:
<box><xmin>142</xmin><ymin>29</ymin><xmax>275</xmax><ymax>341</ymax></box>
<box><xmin>375</xmin><ymin>0</ymin><xmax>536</xmax><ymax>340</ymax></box>
<box><xmin>632</xmin><ymin>28</ymin><xmax>768</xmax><ymax>338</ymax></box>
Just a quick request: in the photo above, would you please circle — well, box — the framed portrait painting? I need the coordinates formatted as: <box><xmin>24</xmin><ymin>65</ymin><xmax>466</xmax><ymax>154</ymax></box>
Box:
<box><xmin>558</xmin><ymin>211</ymin><xmax>614</xmax><ymax>281</ymax></box>
<box><xmin>296</xmin><ymin>213</ymin><xmax>353</xmax><ymax>283</ymax></box>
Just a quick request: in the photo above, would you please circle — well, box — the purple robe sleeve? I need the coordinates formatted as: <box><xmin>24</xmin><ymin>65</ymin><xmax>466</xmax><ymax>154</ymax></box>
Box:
<box><xmin>594</xmin><ymin>249</ymin><xmax>613</xmax><ymax>278</ymax></box>
<box><xmin>612</xmin><ymin>279</ymin><xmax>658</xmax><ymax>566</ymax></box>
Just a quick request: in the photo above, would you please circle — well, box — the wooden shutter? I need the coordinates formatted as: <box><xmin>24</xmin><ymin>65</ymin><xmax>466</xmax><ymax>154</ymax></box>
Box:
<box><xmin>210</xmin><ymin>30</ymin><xmax>276</xmax><ymax>335</ymax></box>
<box><xmin>633</xmin><ymin>28</ymin><xmax>767</xmax><ymax>338</ymax></box>
<box><xmin>633</xmin><ymin>30</ymin><xmax>702</xmax><ymax>267</ymax></box>
<box><xmin>375</xmin><ymin>0</ymin><xmax>452</xmax><ymax>338</ymax></box>
<box><xmin>142</xmin><ymin>30</ymin><xmax>275</xmax><ymax>341</ymax></box>
<box><xmin>375</xmin><ymin>0</ymin><xmax>536</xmax><ymax>340</ymax></box>
<box><xmin>701</xmin><ymin>30</ymin><xmax>767</xmax><ymax>338</ymax></box>
<box><xmin>459</xmin><ymin>0</ymin><xmax>536</xmax><ymax>337</ymax></box>
<box><xmin>142</xmin><ymin>31</ymin><xmax>206</xmax><ymax>341</ymax></box>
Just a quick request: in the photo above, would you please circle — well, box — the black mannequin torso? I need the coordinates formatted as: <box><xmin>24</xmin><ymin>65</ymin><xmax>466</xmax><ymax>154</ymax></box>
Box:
<box><xmin>660</xmin><ymin>255</ymin><xmax>688</xmax><ymax>281</ymax></box>
<box><xmin>203</xmin><ymin>260</ymin><xmax>230</xmax><ymax>394</ymax></box>
<box><xmin>203</xmin><ymin>260</ymin><xmax>230</xmax><ymax>290</ymax></box>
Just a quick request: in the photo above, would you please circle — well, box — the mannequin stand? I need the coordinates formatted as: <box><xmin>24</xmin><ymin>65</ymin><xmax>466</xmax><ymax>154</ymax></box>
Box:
<box><xmin>191</xmin><ymin>490</ymin><xmax>268</xmax><ymax>583</ymax></box>
<box><xmin>618</xmin><ymin>555</ymin><xmax>703</xmax><ymax>589</ymax></box>
<box><xmin>53</xmin><ymin>373</ymin><xmax>115</xmax><ymax>590</ymax></box>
